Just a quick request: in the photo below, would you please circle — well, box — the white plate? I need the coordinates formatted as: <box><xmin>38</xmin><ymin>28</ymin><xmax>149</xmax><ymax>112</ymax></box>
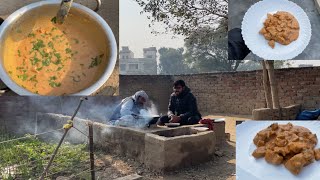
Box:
<box><xmin>236</xmin><ymin>121</ymin><xmax>320</xmax><ymax>180</ymax></box>
<box><xmin>241</xmin><ymin>0</ymin><xmax>311</xmax><ymax>60</ymax></box>
<box><xmin>165</xmin><ymin>123</ymin><xmax>180</xmax><ymax>127</ymax></box>
<box><xmin>193</xmin><ymin>127</ymin><xmax>209</xmax><ymax>131</ymax></box>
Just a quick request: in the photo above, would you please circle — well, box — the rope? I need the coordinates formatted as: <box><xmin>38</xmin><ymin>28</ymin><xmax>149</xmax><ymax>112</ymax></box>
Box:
<box><xmin>72</xmin><ymin>126</ymin><xmax>89</xmax><ymax>137</ymax></box>
<box><xmin>0</xmin><ymin>128</ymin><xmax>64</xmax><ymax>145</ymax></box>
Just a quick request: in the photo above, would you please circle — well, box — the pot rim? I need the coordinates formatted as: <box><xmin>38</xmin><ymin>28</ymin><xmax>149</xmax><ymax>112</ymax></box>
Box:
<box><xmin>0</xmin><ymin>0</ymin><xmax>118</xmax><ymax>96</ymax></box>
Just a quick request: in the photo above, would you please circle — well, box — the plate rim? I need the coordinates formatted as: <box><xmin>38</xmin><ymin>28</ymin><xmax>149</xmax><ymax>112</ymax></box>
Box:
<box><xmin>236</xmin><ymin>121</ymin><xmax>320</xmax><ymax>179</ymax></box>
<box><xmin>241</xmin><ymin>0</ymin><xmax>312</xmax><ymax>60</ymax></box>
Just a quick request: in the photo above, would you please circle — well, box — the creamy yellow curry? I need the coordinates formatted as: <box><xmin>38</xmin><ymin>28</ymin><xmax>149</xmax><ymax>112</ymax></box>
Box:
<box><xmin>3</xmin><ymin>7</ymin><xmax>108</xmax><ymax>95</ymax></box>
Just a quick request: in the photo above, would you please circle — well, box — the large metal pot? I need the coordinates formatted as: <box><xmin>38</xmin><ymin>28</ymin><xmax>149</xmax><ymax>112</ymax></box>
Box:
<box><xmin>0</xmin><ymin>0</ymin><xmax>117</xmax><ymax>95</ymax></box>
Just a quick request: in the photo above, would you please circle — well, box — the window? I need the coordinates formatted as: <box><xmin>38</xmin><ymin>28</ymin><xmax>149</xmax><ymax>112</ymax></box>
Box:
<box><xmin>120</xmin><ymin>64</ymin><xmax>126</xmax><ymax>71</ymax></box>
<box><xmin>147</xmin><ymin>55</ymin><xmax>153</xmax><ymax>58</ymax></box>
<box><xmin>129</xmin><ymin>64</ymin><xmax>139</xmax><ymax>70</ymax></box>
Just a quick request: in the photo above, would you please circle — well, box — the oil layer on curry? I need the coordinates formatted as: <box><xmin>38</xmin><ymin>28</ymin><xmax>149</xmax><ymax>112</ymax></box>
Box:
<box><xmin>3</xmin><ymin>8</ymin><xmax>108</xmax><ymax>95</ymax></box>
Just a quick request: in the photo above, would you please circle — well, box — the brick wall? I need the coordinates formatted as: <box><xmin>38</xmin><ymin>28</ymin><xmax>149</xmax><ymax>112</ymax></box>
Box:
<box><xmin>120</xmin><ymin>67</ymin><xmax>320</xmax><ymax>115</ymax></box>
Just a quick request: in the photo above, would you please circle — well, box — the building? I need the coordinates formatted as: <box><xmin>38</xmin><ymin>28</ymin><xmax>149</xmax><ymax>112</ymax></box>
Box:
<box><xmin>119</xmin><ymin>46</ymin><xmax>157</xmax><ymax>75</ymax></box>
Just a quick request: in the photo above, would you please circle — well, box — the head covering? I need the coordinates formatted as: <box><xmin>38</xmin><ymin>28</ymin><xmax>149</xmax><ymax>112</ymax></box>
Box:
<box><xmin>132</xmin><ymin>90</ymin><xmax>149</xmax><ymax>102</ymax></box>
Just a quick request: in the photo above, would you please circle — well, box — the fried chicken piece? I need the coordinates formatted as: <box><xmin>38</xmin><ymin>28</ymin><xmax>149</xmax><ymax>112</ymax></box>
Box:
<box><xmin>281</xmin><ymin>123</ymin><xmax>293</xmax><ymax>131</ymax></box>
<box><xmin>265</xmin><ymin>150</ymin><xmax>283</xmax><ymax>165</ymax></box>
<box><xmin>268</xmin><ymin>40</ymin><xmax>275</xmax><ymax>48</ymax></box>
<box><xmin>308</xmin><ymin>133</ymin><xmax>318</xmax><ymax>145</ymax></box>
<box><xmin>259</xmin><ymin>11</ymin><xmax>299</xmax><ymax>48</ymax></box>
<box><xmin>287</xmin><ymin>142</ymin><xmax>308</xmax><ymax>153</ymax></box>
<box><xmin>253</xmin><ymin>123</ymin><xmax>318</xmax><ymax>175</ymax></box>
<box><xmin>285</xmin><ymin>149</ymin><xmax>314</xmax><ymax>175</ymax></box>
<box><xmin>275</xmin><ymin>137</ymin><xmax>288</xmax><ymax>147</ymax></box>
<box><xmin>284</xmin><ymin>152</ymin><xmax>307</xmax><ymax>175</ymax></box>
<box><xmin>269</xmin><ymin>123</ymin><xmax>279</xmax><ymax>130</ymax></box>
<box><xmin>252</xmin><ymin>146</ymin><xmax>266</xmax><ymax>158</ymax></box>
<box><xmin>274</xmin><ymin>146</ymin><xmax>290</xmax><ymax>156</ymax></box>
<box><xmin>314</xmin><ymin>149</ymin><xmax>320</xmax><ymax>161</ymax></box>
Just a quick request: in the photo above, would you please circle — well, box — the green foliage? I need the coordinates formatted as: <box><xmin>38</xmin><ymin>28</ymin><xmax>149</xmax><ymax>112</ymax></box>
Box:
<box><xmin>0</xmin><ymin>133</ymin><xmax>88</xmax><ymax>179</ymax></box>
<box><xmin>135</xmin><ymin>0</ymin><xmax>232</xmax><ymax>72</ymax></box>
<box><xmin>184</xmin><ymin>20</ymin><xmax>242</xmax><ymax>72</ymax></box>
<box><xmin>89</xmin><ymin>54</ymin><xmax>104</xmax><ymax>69</ymax></box>
<box><xmin>135</xmin><ymin>0</ymin><xmax>228</xmax><ymax>37</ymax></box>
<box><xmin>158</xmin><ymin>47</ymin><xmax>192</xmax><ymax>74</ymax></box>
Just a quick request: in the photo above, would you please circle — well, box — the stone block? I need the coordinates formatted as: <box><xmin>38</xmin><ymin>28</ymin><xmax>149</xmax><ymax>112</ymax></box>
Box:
<box><xmin>145</xmin><ymin>127</ymin><xmax>216</xmax><ymax>172</ymax></box>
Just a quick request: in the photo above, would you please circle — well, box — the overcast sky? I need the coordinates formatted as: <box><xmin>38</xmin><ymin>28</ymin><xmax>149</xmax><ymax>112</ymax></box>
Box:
<box><xmin>120</xmin><ymin>0</ymin><xmax>185</xmax><ymax>58</ymax></box>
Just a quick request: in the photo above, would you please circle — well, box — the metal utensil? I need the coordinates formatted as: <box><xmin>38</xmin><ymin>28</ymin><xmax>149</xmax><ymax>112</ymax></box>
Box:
<box><xmin>56</xmin><ymin>0</ymin><xmax>101</xmax><ymax>24</ymax></box>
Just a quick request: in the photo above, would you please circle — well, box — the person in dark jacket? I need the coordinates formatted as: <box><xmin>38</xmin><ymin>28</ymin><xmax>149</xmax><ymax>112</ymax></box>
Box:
<box><xmin>228</xmin><ymin>28</ymin><xmax>251</xmax><ymax>60</ymax></box>
<box><xmin>157</xmin><ymin>80</ymin><xmax>201</xmax><ymax>126</ymax></box>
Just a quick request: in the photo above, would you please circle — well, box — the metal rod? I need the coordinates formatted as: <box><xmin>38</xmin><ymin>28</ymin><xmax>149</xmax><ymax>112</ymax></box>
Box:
<box><xmin>89</xmin><ymin>122</ymin><xmax>95</xmax><ymax>180</ymax></box>
<box><xmin>39</xmin><ymin>129</ymin><xmax>69</xmax><ymax>180</ymax></box>
<box><xmin>39</xmin><ymin>97</ymin><xmax>88</xmax><ymax>180</ymax></box>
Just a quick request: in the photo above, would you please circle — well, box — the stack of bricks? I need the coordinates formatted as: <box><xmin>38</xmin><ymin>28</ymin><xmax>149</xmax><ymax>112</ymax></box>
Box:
<box><xmin>252</xmin><ymin>104</ymin><xmax>302</xmax><ymax>120</ymax></box>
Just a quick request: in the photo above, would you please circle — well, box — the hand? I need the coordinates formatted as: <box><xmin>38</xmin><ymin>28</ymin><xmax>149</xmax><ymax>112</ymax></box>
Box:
<box><xmin>170</xmin><ymin>115</ymin><xmax>181</xmax><ymax>123</ymax></box>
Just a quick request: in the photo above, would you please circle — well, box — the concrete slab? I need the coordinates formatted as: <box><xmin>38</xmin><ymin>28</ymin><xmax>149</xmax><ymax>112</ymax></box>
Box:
<box><xmin>252</xmin><ymin>104</ymin><xmax>301</xmax><ymax>120</ymax></box>
<box><xmin>114</xmin><ymin>174</ymin><xmax>142</xmax><ymax>180</ymax></box>
<box><xmin>229</xmin><ymin>0</ymin><xmax>320</xmax><ymax>60</ymax></box>
<box><xmin>145</xmin><ymin>128</ymin><xmax>216</xmax><ymax>172</ymax></box>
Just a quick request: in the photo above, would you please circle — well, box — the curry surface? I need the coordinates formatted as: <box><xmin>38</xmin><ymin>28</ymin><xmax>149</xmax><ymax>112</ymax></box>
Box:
<box><xmin>3</xmin><ymin>7</ymin><xmax>108</xmax><ymax>95</ymax></box>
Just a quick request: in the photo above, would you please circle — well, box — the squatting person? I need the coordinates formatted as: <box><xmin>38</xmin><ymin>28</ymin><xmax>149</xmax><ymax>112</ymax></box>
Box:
<box><xmin>157</xmin><ymin>80</ymin><xmax>201</xmax><ymax>126</ymax></box>
<box><xmin>109</xmin><ymin>90</ymin><xmax>149</xmax><ymax>126</ymax></box>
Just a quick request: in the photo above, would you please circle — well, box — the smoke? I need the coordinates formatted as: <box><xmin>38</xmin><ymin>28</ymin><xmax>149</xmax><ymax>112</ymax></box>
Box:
<box><xmin>147</xmin><ymin>101</ymin><xmax>159</xmax><ymax>116</ymax></box>
<box><xmin>114</xmin><ymin>100</ymin><xmax>160</xmax><ymax>129</ymax></box>
<box><xmin>0</xmin><ymin>96</ymin><xmax>161</xmax><ymax>140</ymax></box>
<box><xmin>75</xmin><ymin>102</ymin><xmax>118</xmax><ymax>123</ymax></box>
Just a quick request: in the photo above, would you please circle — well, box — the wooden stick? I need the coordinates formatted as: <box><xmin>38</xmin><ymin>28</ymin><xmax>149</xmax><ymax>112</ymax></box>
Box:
<box><xmin>39</xmin><ymin>97</ymin><xmax>87</xmax><ymax>180</ymax></box>
<box><xmin>266</xmin><ymin>61</ymin><xmax>281</xmax><ymax>109</ymax></box>
<box><xmin>261</xmin><ymin>60</ymin><xmax>273</xmax><ymax>109</ymax></box>
<box><xmin>88</xmin><ymin>122</ymin><xmax>95</xmax><ymax>180</ymax></box>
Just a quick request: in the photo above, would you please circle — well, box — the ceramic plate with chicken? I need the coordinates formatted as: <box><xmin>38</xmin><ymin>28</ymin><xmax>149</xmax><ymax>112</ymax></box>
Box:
<box><xmin>236</xmin><ymin>121</ymin><xmax>320</xmax><ymax>180</ymax></box>
<box><xmin>241</xmin><ymin>0</ymin><xmax>311</xmax><ymax>60</ymax></box>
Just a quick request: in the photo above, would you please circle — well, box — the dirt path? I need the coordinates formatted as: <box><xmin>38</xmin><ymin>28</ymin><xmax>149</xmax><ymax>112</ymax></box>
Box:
<box><xmin>93</xmin><ymin>141</ymin><xmax>236</xmax><ymax>180</ymax></box>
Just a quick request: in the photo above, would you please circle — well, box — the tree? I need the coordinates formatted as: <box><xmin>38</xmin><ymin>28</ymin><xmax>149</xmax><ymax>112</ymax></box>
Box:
<box><xmin>158</xmin><ymin>47</ymin><xmax>191</xmax><ymax>75</ymax></box>
<box><xmin>135</xmin><ymin>0</ymin><xmax>230</xmax><ymax>72</ymax></box>
<box><xmin>134</xmin><ymin>0</ymin><xmax>228</xmax><ymax>37</ymax></box>
<box><xmin>183</xmin><ymin>21</ymin><xmax>242</xmax><ymax>72</ymax></box>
